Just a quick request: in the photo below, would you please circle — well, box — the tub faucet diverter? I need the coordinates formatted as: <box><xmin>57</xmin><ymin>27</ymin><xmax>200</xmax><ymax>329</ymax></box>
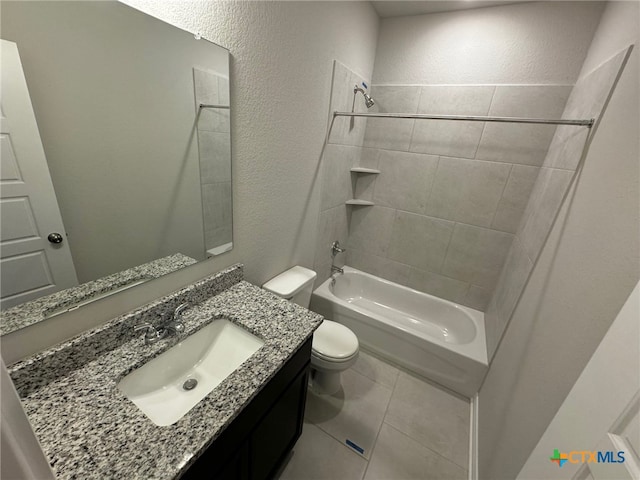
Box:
<box><xmin>331</xmin><ymin>241</ymin><xmax>346</xmax><ymax>276</ymax></box>
<box><xmin>331</xmin><ymin>241</ymin><xmax>346</xmax><ymax>257</ymax></box>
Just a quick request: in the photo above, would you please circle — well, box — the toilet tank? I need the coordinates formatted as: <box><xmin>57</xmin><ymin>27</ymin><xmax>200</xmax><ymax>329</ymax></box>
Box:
<box><xmin>262</xmin><ymin>266</ymin><xmax>317</xmax><ymax>308</ymax></box>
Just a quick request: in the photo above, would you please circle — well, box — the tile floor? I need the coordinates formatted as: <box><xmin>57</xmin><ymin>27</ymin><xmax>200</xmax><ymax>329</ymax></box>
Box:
<box><xmin>277</xmin><ymin>350</ymin><xmax>470</xmax><ymax>480</ymax></box>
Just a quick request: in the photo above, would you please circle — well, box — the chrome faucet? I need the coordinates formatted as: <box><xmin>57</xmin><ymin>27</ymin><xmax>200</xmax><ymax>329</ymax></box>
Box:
<box><xmin>163</xmin><ymin>303</ymin><xmax>190</xmax><ymax>335</ymax></box>
<box><xmin>331</xmin><ymin>265</ymin><xmax>344</xmax><ymax>275</ymax></box>
<box><xmin>134</xmin><ymin>303</ymin><xmax>190</xmax><ymax>344</ymax></box>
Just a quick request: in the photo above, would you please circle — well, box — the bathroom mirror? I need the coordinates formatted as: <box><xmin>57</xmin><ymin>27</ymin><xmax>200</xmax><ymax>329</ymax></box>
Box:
<box><xmin>0</xmin><ymin>1</ymin><xmax>232</xmax><ymax>319</ymax></box>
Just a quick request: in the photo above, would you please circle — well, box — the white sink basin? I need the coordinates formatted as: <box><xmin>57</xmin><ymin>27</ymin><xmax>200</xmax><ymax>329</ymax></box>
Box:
<box><xmin>118</xmin><ymin>319</ymin><xmax>264</xmax><ymax>426</ymax></box>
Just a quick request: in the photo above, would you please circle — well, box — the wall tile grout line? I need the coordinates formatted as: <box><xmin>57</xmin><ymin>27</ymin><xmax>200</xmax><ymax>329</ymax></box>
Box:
<box><xmin>355</xmin><ymin>146</ymin><xmax>551</xmax><ymax>169</ymax></box>
<box><xmin>367</xmin><ymin>155</ymin><xmax>380</xmax><ymax>206</ymax></box>
<box><xmin>347</xmin><ymin>247</ymin><xmax>481</xmax><ymax>294</ymax></box>
<box><xmin>422</xmin><ymin>155</ymin><xmax>441</xmax><ymax>217</ymax></box>
<box><xmin>489</xmin><ymin>163</ymin><xmax>514</xmax><ymax>228</ymax></box>
<box><xmin>472</xmin><ymin>85</ymin><xmax>497</xmax><ymax>160</ymax></box>
<box><xmin>406</xmin><ymin>86</ymin><xmax>424</xmax><ymax>154</ymax></box>
<box><xmin>436</xmin><ymin>221</ymin><xmax>456</xmax><ymax>275</ymax></box>
<box><xmin>462</xmin><ymin>282</ymin><xmax>474</xmax><ymax>305</ymax></box>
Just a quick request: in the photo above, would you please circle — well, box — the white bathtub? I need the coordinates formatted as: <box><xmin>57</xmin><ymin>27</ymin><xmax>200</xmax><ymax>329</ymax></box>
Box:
<box><xmin>310</xmin><ymin>266</ymin><xmax>488</xmax><ymax>397</ymax></box>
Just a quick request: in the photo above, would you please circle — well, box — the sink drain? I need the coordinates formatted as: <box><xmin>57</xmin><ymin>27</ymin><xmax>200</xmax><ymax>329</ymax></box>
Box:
<box><xmin>183</xmin><ymin>378</ymin><xmax>198</xmax><ymax>391</ymax></box>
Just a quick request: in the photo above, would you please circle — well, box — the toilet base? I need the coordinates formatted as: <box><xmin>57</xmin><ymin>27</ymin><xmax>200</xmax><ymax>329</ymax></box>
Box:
<box><xmin>310</xmin><ymin>368</ymin><xmax>342</xmax><ymax>395</ymax></box>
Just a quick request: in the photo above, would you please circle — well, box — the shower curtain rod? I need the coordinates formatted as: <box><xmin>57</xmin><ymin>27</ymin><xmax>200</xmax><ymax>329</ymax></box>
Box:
<box><xmin>199</xmin><ymin>103</ymin><xmax>230</xmax><ymax>109</ymax></box>
<box><xmin>334</xmin><ymin>111</ymin><xmax>594</xmax><ymax>127</ymax></box>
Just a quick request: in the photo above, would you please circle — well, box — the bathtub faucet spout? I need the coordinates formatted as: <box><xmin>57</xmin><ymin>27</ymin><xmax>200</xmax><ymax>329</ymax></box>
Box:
<box><xmin>331</xmin><ymin>241</ymin><xmax>346</xmax><ymax>284</ymax></box>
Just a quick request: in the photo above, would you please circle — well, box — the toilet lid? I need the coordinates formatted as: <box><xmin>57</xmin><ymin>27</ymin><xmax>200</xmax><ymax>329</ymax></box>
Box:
<box><xmin>312</xmin><ymin>320</ymin><xmax>359</xmax><ymax>359</ymax></box>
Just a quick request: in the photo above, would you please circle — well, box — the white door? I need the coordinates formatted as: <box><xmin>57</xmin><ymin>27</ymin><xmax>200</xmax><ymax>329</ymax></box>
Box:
<box><xmin>517</xmin><ymin>283</ymin><xmax>640</xmax><ymax>480</ymax></box>
<box><xmin>0</xmin><ymin>40</ymin><xmax>78</xmax><ymax>309</ymax></box>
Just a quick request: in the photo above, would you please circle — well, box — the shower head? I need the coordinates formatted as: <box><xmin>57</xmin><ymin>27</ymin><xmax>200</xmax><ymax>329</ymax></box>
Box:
<box><xmin>354</xmin><ymin>84</ymin><xmax>375</xmax><ymax>109</ymax></box>
<box><xmin>363</xmin><ymin>92</ymin><xmax>375</xmax><ymax>108</ymax></box>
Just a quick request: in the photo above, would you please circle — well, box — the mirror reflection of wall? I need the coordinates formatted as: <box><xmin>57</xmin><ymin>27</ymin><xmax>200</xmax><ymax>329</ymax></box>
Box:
<box><xmin>0</xmin><ymin>1</ymin><xmax>232</xmax><ymax>311</ymax></box>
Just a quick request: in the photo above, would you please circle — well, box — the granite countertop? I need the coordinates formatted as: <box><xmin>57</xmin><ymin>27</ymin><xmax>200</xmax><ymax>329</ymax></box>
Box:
<box><xmin>1</xmin><ymin>253</ymin><xmax>198</xmax><ymax>336</ymax></box>
<box><xmin>8</xmin><ymin>264</ymin><xmax>323</xmax><ymax>480</ymax></box>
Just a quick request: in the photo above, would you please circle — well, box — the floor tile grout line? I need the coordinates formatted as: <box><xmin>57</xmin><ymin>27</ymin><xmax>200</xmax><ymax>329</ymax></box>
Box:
<box><xmin>310</xmin><ymin>418</ymin><xmax>370</xmax><ymax>462</ymax></box>
<box><xmin>304</xmin><ymin>367</ymin><xmax>394</xmax><ymax>463</ymax></box>
<box><xmin>363</xmin><ymin>351</ymin><xmax>470</xmax><ymax>403</ymax></box>
<box><xmin>301</xmin><ymin>421</ymin><xmax>372</xmax><ymax>471</ymax></box>
<box><xmin>350</xmin><ymin>359</ymin><xmax>398</xmax><ymax>392</ymax></box>
<box><xmin>352</xmin><ymin>351</ymin><xmax>401</xmax><ymax>390</ymax></box>
<box><xmin>381</xmin><ymin>421</ymin><xmax>470</xmax><ymax>473</ymax></box>
<box><xmin>379</xmin><ymin>370</ymin><xmax>471</xmax><ymax>469</ymax></box>
<box><xmin>390</xmin><ymin>367</ymin><xmax>400</xmax><ymax>390</ymax></box>
<box><xmin>301</xmin><ymin>354</ymin><xmax>469</xmax><ymax>477</ymax></box>
<box><xmin>361</xmin><ymin>369</ymin><xmax>399</xmax><ymax>480</ymax></box>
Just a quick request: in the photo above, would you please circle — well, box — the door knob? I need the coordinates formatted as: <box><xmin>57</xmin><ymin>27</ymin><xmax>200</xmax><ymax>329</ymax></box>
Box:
<box><xmin>47</xmin><ymin>232</ymin><xmax>64</xmax><ymax>244</ymax></box>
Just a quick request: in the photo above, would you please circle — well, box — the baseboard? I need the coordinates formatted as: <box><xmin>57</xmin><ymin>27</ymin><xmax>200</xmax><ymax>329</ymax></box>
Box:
<box><xmin>468</xmin><ymin>393</ymin><xmax>479</xmax><ymax>480</ymax></box>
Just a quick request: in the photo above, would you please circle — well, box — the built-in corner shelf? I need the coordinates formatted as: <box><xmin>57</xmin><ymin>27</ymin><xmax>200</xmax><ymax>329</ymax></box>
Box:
<box><xmin>345</xmin><ymin>199</ymin><xmax>375</xmax><ymax>206</ymax></box>
<box><xmin>350</xmin><ymin>167</ymin><xmax>380</xmax><ymax>174</ymax></box>
<box><xmin>347</xmin><ymin>167</ymin><xmax>378</xmax><ymax>206</ymax></box>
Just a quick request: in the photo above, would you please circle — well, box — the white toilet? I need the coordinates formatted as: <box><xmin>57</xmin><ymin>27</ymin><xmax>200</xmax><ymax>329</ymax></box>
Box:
<box><xmin>263</xmin><ymin>266</ymin><xmax>359</xmax><ymax>395</ymax></box>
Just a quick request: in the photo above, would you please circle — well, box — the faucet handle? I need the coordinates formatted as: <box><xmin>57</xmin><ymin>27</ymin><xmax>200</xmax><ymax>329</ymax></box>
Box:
<box><xmin>331</xmin><ymin>240</ymin><xmax>346</xmax><ymax>256</ymax></box>
<box><xmin>134</xmin><ymin>322</ymin><xmax>154</xmax><ymax>333</ymax></box>
<box><xmin>134</xmin><ymin>323</ymin><xmax>164</xmax><ymax>344</ymax></box>
<box><xmin>173</xmin><ymin>303</ymin><xmax>190</xmax><ymax>320</ymax></box>
<box><xmin>163</xmin><ymin>303</ymin><xmax>190</xmax><ymax>335</ymax></box>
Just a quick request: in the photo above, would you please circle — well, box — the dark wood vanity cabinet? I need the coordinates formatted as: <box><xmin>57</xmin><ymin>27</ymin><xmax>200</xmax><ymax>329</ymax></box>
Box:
<box><xmin>181</xmin><ymin>339</ymin><xmax>311</xmax><ymax>480</ymax></box>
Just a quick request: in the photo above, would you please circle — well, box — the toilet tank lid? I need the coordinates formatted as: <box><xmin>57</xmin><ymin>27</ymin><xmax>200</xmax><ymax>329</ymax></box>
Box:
<box><xmin>263</xmin><ymin>266</ymin><xmax>317</xmax><ymax>298</ymax></box>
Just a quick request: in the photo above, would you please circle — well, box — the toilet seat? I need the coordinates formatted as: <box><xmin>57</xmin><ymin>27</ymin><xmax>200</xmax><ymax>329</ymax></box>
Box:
<box><xmin>312</xmin><ymin>348</ymin><xmax>359</xmax><ymax>364</ymax></box>
<box><xmin>312</xmin><ymin>320</ymin><xmax>359</xmax><ymax>361</ymax></box>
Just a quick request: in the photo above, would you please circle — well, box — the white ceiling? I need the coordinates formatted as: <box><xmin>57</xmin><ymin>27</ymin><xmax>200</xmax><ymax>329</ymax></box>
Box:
<box><xmin>371</xmin><ymin>1</ymin><xmax>533</xmax><ymax>18</ymax></box>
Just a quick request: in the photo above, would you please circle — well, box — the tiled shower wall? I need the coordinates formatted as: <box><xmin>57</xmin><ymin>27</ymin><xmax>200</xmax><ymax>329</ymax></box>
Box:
<box><xmin>342</xmin><ymin>83</ymin><xmax>572</xmax><ymax>311</ymax></box>
<box><xmin>194</xmin><ymin>68</ymin><xmax>232</xmax><ymax>254</ymax></box>
<box><xmin>314</xmin><ymin>62</ymin><xmax>369</xmax><ymax>282</ymax></box>
<box><xmin>314</xmin><ymin>53</ymin><xmax>624</xmax><ymax>326</ymax></box>
<box><xmin>484</xmin><ymin>46</ymin><xmax>632</xmax><ymax>358</ymax></box>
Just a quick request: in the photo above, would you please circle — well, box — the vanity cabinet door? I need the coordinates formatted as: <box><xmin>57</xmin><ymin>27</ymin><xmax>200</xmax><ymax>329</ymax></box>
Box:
<box><xmin>181</xmin><ymin>439</ymin><xmax>249</xmax><ymax>480</ymax></box>
<box><xmin>249</xmin><ymin>366</ymin><xmax>309</xmax><ymax>480</ymax></box>
<box><xmin>182</xmin><ymin>339</ymin><xmax>312</xmax><ymax>480</ymax></box>
<box><xmin>214</xmin><ymin>445</ymin><xmax>249</xmax><ymax>480</ymax></box>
